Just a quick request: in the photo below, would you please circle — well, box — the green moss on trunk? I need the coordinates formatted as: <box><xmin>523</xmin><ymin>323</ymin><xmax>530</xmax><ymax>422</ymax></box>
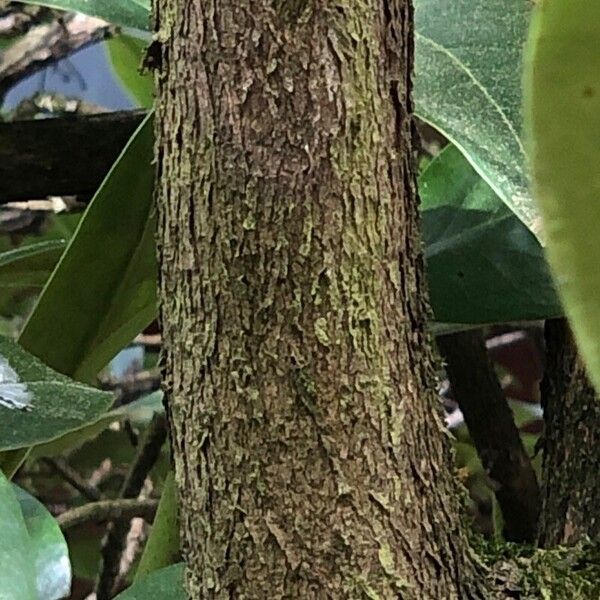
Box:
<box><xmin>154</xmin><ymin>0</ymin><xmax>490</xmax><ymax>597</ymax></box>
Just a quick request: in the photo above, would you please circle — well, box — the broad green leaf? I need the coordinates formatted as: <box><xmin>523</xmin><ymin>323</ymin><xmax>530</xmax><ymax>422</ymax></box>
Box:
<box><xmin>12</xmin><ymin>485</ymin><xmax>71</xmax><ymax>600</ymax></box>
<box><xmin>0</xmin><ymin>471</ymin><xmax>36</xmax><ymax>600</ymax></box>
<box><xmin>106</xmin><ymin>34</ymin><xmax>154</xmax><ymax>108</ymax></box>
<box><xmin>18</xmin><ymin>0</ymin><xmax>150</xmax><ymax>30</ymax></box>
<box><xmin>421</xmin><ymin>145</ymin><xmax>561</xmax><ymax>324</ymax></box>
<box><xmin>20</xmin><ymin>113</ymin><xmax>156</xmax><ymax>383</ymax></box>
<box><xmin>114</xmin><ymin>563</ymin><xmax>185</xmax><ymax>600</ymax></box>
<box><xmin>0</xmin><ymin>336</ymin><xmax>112</xmax><ymax>451</ymax></box>
<box><xmin>414</xmin><ymin>0</ymin><xmax>538</xmax><ymax>235</ymax></box>
<box><xmin>524</xmin><ymin>0</ymin><xmax>600</xmax><ymax>393</ymax></box>
<box><xmin>31</xmin><ymin>391</ymin><xmax>164</xmax><ymax>458</ymax></box>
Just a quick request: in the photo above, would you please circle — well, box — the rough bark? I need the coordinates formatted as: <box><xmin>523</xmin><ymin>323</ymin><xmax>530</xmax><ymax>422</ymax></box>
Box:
<box><xmin>155</xmin><ymin>1</ymin><xmax>489</xmax><ymax>597</ymax></box>
<box><xmin>437</xmin><ymin>329</ymin><xmax>540</xmax><ymax>543</ymax></box>
<box><xmin>538</xmin><ymin>318</ymin><xmax>600</xmax><ymax>547</ymax></box>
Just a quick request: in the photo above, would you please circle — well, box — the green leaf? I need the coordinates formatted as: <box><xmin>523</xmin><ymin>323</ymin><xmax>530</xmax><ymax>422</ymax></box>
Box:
<box><xmin>30</xmin><ymin>391</ymin><xmax>164</xmax><ymax>458</ymax></box>
<box><xmin>0</xmin><ymin>471</ymin><xmax>37</xmax><ymax>600</ymax></box>
<box><xmin>421</xmin><ymin>145</ymin><xmax>561</xmax><ymax>324</ymax></box>
<box><xmin>19</xmin><ymin>0</ymin><xmax>150</xmax><ymax>30</ymax></box>
<box><xmin>106</xmin><ymin>34</ymin><xmax>154</xmax><ymax>108</ymax></box>
<box><xmin>0</xmin><ymin>240</ymin><xmax>66</xmax><ymax>318</ymax></box>
<box><xmin>135</xmin><ymin>471</ymin><xmax>179</xmax><ymax>579</ymax></box>
<box><xmin>114</xmin><ymin>563</ymin><xmax>185</xmax><ymax>600</ymax></box>
<box><xmin>524</xmin><ymin>0</ymin><xmax>600</xmax><ymax>393</ymax></box>
<box><xmin>414</xmin><ymin>0</ymin><xmax>538</xmax><ymax>235</ymax></box>
<box><xmin>0</xmin><ymin>240</ymin><xmax>66</xmax><ymax>288</ymax></box>
<box><xmin>0</xmin><ymin>335</ymin><xmax>113</xmax><ymax>451</ymax></box>
<box><xmin>12</xmin><ymin>484</ymin><xmax>71</xmax><ymax>600</ymax></box>
<box><xmin>19</xmin><ymin>113</ymin><xmax>156</xmax><ymax>383</ymax></box>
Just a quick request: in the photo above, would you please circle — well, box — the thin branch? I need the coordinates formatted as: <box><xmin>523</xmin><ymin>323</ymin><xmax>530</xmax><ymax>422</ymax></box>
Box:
<box><xmin>437</xmin><ymin>328</ymin><xmax>540</xmax><ymax>543</ymax></box>
<box><xmin>0</xmin><ymin>12</ymin><xmax>112</xmax><ymax>98</ymax></box>
<box><xmin>0</xmin><ymin>3</ymin><xmax>53</xmax><ymax>38</ymax></box>
<box><xmin>42</xmin><ymin>457</ymin><xmax>103</xmax><ymax>502</ymax></box>
<box><xmin>95</xmin><ymin>413</ymin><xmax>168</xmax><ymax>600</ymax></box>
<box><xmin>133</xmin><ymin>333</ymin><xmax>162</xmax><ymax>350</ymax></box>
<box><xmin>100</xmin><ymin>368</ymin><xmax>162</xmax><ymax>407</ymax></box>
<box><xmin>57</xmin><ymin>498</ymin><xmax>158</xmax><ymax>531</ymax></box>
<box><xmin>0</xmin><ymin>110</ymin><xmax>146</xmax><ymax>203</ymax></box>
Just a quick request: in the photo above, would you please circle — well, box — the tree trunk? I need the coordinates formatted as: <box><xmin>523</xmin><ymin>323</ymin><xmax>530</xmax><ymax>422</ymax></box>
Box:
<box><xmin>538</xmin><ymin>318</ymin><xmax>600</xmax><ymax>547</ymax></box>
<box><xmin>154</xmin><ymin>1</ymin><xmax>488</xmax><ymax>597</ymax></box>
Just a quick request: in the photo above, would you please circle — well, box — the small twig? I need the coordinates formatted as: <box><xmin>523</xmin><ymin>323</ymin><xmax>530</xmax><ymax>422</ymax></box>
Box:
<box><xmin>42</xmin><ymin>457</ymin><xmax>103</xmax><ymax>502</ymax></box>
<box><xmin>100</xmin><ymin>368</ymin><xmax>162</xmax><ymax>407</ymax></box>
<box><xmin>3</xmin><ymin>197</ymin><xmax>82</xmax><ymax>213</ymax></box>
<box><xmin>0</xmin><ymin>12</ymin><xmax>112</xmax><ymax>99</ymax></box>
<box><xmin>95</xmin><ymin>413</ymin><xmax>168</xmax><ymax>600</ymax></box>
<box><xmin>57</xmin><ymin>498</ymin><xmax>158</xmax><ymax>531</ymax></box>
<box><xmin>133</xmin><ymin>333</ymin><xmax>162</xmax><ymax>350</ymax></box>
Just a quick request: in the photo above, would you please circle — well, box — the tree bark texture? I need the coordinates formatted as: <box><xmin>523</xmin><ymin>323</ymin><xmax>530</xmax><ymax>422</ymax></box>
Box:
<box><xmin>155</xmin><ymin>1</ymin><xmax>488</xmax><ymax>597</ymax></box>
<box><xmin>538</xmin><ymin>318</ymin><xmax>600</xmax><ymax>548</ymax></box>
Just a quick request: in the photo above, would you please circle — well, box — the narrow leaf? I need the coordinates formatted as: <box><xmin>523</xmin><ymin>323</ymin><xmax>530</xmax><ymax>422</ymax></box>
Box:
<box><xmin>113</xmin><ymin>563</ymin><xmax>185</xmax><ymax>600</ymax></box>
<box><xmin>106</xmin><ymin>34</ymin><xmax>154</xmax><ymax>108</ymax></box>
<box><xmin>20</xmin><ymin>113</ymin><xmax>156</xmax><ymax>383</ymax></box>
<box><xmin>135</xmin><ymin>471</ymin><xmax>179</xmax><ymax>579</ymax></box>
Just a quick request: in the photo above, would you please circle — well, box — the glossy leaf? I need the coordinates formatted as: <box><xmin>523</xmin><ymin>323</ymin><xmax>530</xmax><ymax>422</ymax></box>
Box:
<box><xmin>114</xmin><ymin>563</ymin><xmax>185</xmax><ymax>600</ymax></box>
<box><xmin>20</xmin><ymin>113</ymin><xmax>156</xmax><ymax>383</ymax></box>
<box><xmin>0</xmin><ymin>336</ymin><xmax>113</xmax><ymax>451</ymax></box>
<box><xmin>13</xmin><ymin>484</ymin><xmax>71</xmax><ymax>600</ymax></box>
<box><xmin>0</xmin><ymin>471</ymin><xmax>36</xmax><ymax>600</ymax></box>
<box><xmin>18</xmin><ymin>0</ymin><xmax>150</xmax><ymax>30</ymax></box>
<box><xmin>106</xmin><ymin>34</ymin><xmax>154</xmax><ymax>108</ymax></box>
<box><xmin>414</xmin><ymin>0</ymin><xmax>538</xmax><ymax>235</ymax></box>
<box><xmin>421</xmin><ymin>145</ymin><xmax>561</xmax><ymax>324</ymax></box>
<box><xmin>524</xmin><ymin>0</ymin><xmax>600</xmax><ymax>393</ymax></box>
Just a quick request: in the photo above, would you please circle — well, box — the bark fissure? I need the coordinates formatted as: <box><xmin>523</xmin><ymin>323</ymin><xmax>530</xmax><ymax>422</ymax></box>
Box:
<box><xmin>155</xmin><ymin>1</ymin><xmax>490</xmax><ymax>597</ymax></box>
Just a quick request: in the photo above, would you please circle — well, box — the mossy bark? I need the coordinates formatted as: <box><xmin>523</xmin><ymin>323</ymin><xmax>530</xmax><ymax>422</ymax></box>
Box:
<box><xmin>154</xmin><ymin>1</ymin><xmax>489</xmax><ymax>597</ymax></box>
<box><xmin>538</xmin><ymin>318</ymin><xmax>600</xmax><ymax>547</ymax></box>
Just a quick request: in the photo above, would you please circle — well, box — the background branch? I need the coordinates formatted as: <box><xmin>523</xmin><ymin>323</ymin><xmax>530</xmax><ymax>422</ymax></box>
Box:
<box><xmin>0</xmin><ymin>12</ymin><xmax>112</xmax><ymax>98</ymax></box>
<box><xmin>95</xmin><ymin>413</ymin><xmax>168</xmax><ymax>600</ymax></box>
<box><xmin>437</xmin><ymin>328</ymin><xmax>540</xmax><ymax>542</ymax></box>
<box><xmin>58</xmin><ymin>498</ymin><xmax>158</xmax><ymax>530</ymax></box>
<box><xmin>0</xmin><ymin>109</ymin><xmax>146</xmax><ymax>202</ymax></box>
